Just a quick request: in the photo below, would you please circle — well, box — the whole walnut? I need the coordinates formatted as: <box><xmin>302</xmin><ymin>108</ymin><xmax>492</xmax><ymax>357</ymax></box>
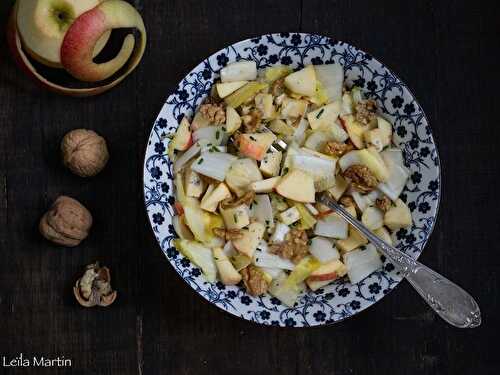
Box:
<box><xmin>61</xmin><ymin>129</ymin><xmax>109</xmax><ymax>177</ymax></box>
<box><xmin>39</xmin><ymin>196</ymin><xmax>93</xmax><ymax>247</ymax></box>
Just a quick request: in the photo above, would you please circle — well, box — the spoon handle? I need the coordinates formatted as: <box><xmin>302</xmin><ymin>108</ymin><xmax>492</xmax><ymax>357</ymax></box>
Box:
<box><xmin>318</xmin><ymin>194</ymin><xmax>481</xmax><ymax>328</ymax></box>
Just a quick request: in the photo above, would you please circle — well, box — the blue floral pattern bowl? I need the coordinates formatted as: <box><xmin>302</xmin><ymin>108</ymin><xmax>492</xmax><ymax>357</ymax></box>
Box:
<box><xmin>143</xmin><ymin>33</ymin><xmax>441</xmax><ymax>327</ymax></box>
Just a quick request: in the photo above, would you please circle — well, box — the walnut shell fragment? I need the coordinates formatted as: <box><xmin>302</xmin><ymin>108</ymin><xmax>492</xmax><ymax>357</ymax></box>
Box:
<box><xmin>39</xmin><ymin>196</ymin><xmax>92</xmax><ymax>247</ymax></box>
<box><xmin>61</xmin><ymin>129</ymin><xmax>109</xmax><ymax>177</ymax></box>
<box><xmin>74</xmin><ymin>262</ymin><xmax>117</xmax><ymax>308</ymax></box>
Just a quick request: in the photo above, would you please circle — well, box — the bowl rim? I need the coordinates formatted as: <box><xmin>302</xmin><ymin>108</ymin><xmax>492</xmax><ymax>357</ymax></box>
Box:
<box><xmin>142</xmin><ymin>32</ymin><xmax>442</xmax><ymax>327</ymax></box>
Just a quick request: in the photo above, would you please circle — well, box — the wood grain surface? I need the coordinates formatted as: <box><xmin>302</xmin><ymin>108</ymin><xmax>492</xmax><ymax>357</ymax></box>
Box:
<box><xmin>0</xmin><ymin>0</ymin><xmax>499</xmax><ymax>374</ymax></box>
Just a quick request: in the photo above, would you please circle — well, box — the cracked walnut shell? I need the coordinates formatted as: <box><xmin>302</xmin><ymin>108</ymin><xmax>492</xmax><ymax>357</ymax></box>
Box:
<box><xmin>61</xmin><ymin>129</ymin><xmax>109</xmax><ymax>177</ymax></box>
<box><xmin>39</xmin><ymin>196</ymin><xmax>92</xmax><ymax>247</ymax></box>
<box><xmin>74</xmin><ymin>262</ymin><xmax>117</xmax><ymax>308</ymax></box>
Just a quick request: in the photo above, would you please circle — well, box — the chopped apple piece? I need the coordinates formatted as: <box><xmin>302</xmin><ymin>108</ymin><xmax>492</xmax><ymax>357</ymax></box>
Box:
<box><xmin>364</xmin><ymin>116</ymin><xmax>393</xmax><ymax>152</ymax></box>
<box><xmin>284</xmin><ymin>65</ymin><xmax>317</xmax><ymax>97</ymax></box>
<box><xmin>336</xmin><ymin>227</ymin><xmax>368</xmax><ymax>253</ymax></box>
<box><xmin>175</xmin><ymin>239</ymin><xmax>217</xmax><ymax>282</ymax></box>
<box><xmin>216</xmin><ymin>81</ymin><xmax>248</xmax><ymax>98</ymax></box>
<box><xmin>237</xmin><ymin>133</ymin><xmax>277</xmax><ymax>161</ymax></box>
<box><xmin>384</xmin><ymin>199</ymin><xmax>412</xmax><ymax>230</ymax></box>
<box><xmin>255</xmin><ymin>93</ymin><xmax>276</xmax><ymax>119</ymax></box>
<box><xmin>172</xmin><ymin>215</ymin><xmax>194</xmax><ymax>240</ymax></box>
<box><xmin>285</xmin><ymin>256</ymin><xmax>321</xmax><ymax>285</ymax></box>
<box><xmin>269</xmin><ymin>119</ymin><xmax>295</xmax><ymax>136</ymax></box>
<box><xmin>184</xmin><ymin>169</ymin><xmax>206</xmax><ymax>198</ymax></box>
<box><xmin>361</xmin><ymin>206</ymin><xmax>384</xmax><ymax>230</ymax></box>
<box><xmin>220</xmin><ymin>60</ymin><xmax>257</xmax><ymax>82</ymax></box>
<box><xmin>377</xmin><ymin>116</ymin><xmax>393</xmax><ymax>135</ymax></box>
<box><xmin>191</xmin><ymin>111</ymin><xmax>211</xmax><ymax>130</ymax></box>
<box><xmin>225</xmin><ymin>106</ymin><xmax>242</xmax><ymax>134</ymax></box>
<box><xmin>250</xmin><ymin>177</ymin><xmax>281</xmax><ymax>193</ymax></box>
<box><xmin>279</xmin><ymin>206</ymin><xmax>301</xmax><ymax>225</ymax></box>
<box><xmin>171</xmin><ymin>117</ymin><xmax>193</xmax><ymax>151</ymax></box>
<box><xmin>275</xmin><ymin>169</ymin><xmax>316</xmax><ymax>203</ymax></box>
<box><xmin>327</xmin><ymin>175</ymin><xmax>349</xmax><ymax>200</ymax></box>
<box><xmin>225</xmin><ymin>158</ymin><xmax>263</xmax><ymax>197</ymax></box>
<box><xmin>259</xmin><ymin>150</ymin><xmax>282</xmax><ymax>177</ymax></box>
<box><xmin>183</xmin><ymin>202</ymin><xmax>224</xmax><ymax>247</ymax></box>
<box><xmin>230</xmin><ymin>253</ymin><xmax>252</xmax><ymax>271</ymax></box>
<box><xmin>280</xmin><ymin>98</ymin><xmax>308</xmax><ymax>118</ymax></box>
<box><xmin>200</xmin><ymin>184</ymin><xmax>215</xmax><ymax>209</ymax></box>
<box><xmin>340</xmin><ymin>115</ymin><xmax>365</xmax><ymax>149</ymax></box>
<box><xmin>220</xmin><ymin>204</ymin><xmax>250</xmax><ymax>230</ymax></box>
<box><xmin>373</xmin><ymin>226</ymin><xmax>393</xmax><ymax>246</ymax></box>
<box><xmin>232</xmin><ymin>222</ymin><xmax>265</xmax><ymax>258</ymax></box>
<box><xmin>307</xmin><ymin>101</ymin><xmax>341</xmax><ymax>130</ymax></box>
<box><xmin>213</xmin><ymin>247</ymin><xmax>242</xmax><ymax>285</ymax></box>
<box><xmin>361</xmin><ymin>148</ymin><xmax>390</xmax><ymax>181</ymax></box>
<box><xmin>306</xmin><ymin>260</ymin><xmax>347</xmax><ymax>290</ymax></box>
<box><xmin>200</xmin><ymin>183</ymin><xmax>231</xmax><ymax>212</ymax></box>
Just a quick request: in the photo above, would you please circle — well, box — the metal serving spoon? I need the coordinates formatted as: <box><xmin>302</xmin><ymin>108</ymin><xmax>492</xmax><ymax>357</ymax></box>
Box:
<box><xmin>318</xmin><ymin>193</ymin><xmax>481</xmax><ymax>328</ymax></box>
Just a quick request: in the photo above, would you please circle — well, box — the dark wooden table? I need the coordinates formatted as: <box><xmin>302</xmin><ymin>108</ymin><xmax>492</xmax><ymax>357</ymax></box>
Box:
<box><xmin>1</xmin><ymin>1</ymin><xmax>499</xmax><ymax>374</ymax></box>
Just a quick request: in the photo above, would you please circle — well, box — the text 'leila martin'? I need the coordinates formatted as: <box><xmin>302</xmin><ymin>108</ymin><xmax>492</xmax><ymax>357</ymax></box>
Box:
<box><xmin>2</xmin><ymin>353</ymin><xmax>72</xmax><ymax>367</ymax></box>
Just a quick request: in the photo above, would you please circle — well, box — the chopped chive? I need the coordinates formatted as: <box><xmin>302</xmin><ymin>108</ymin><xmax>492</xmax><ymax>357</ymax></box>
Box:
<box><xmin>265</xmin><ymin>220</ymin><xmax>270</xmax><ymax>225</ymax></box>
<box><xmin>216</xmin><ymin>130</ymin><xmax>221</xmax><ymax>140</ymax></box>
<box><xmin>233</xmin><ymin>213</ymin><xmax>238</xmax><ymax>223</ymax></box>
<box><xmin>249</xmin><ymin>136</ymin><xmax>257</xmax><ymax>142</ymax></box>
<box><xmin>307</xmin><ymin>239</ymin><xmax>312</xmax><ymax>246</ymax></box>
<box><xmin>283</xmin><ymin>167</ymin><xmax>289</xmax><ymax>174</ymax></box>
<box><xmin>197</xmin><ymin>158</ymin><xmax>204</xmax><ymax>164</ymax></box>
<box><xmin>316</xmin><ymin>108</ymin><xmax>325</xmax><ymax>119</ymax></box>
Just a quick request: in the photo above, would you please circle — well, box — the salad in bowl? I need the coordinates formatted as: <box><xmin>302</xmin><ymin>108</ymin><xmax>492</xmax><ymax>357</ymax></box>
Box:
<box><xmin>144</xmin><ymin>34</ymin><xmax>440</xmax><ymax>326</ymax></box>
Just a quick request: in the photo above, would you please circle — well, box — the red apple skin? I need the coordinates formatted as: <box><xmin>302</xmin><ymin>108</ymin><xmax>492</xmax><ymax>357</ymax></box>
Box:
<box><xmin>60</xmin><ymin>6</ymin><xmax>119</xmax><ymax>82</ymax></box>
<box><xmin>174</xmin><ymin>203</ymin><xmax>184</xmax><ymax>216</ymax></box>
<box><xmin>307</xmin><ymin>272</ymin><xmax>338</xmax><ymax>282</ymax></box>
<box><xmin>61</xmin><ymin>0</ymin><xmax>146</xmax><ymax>83</ymax></box>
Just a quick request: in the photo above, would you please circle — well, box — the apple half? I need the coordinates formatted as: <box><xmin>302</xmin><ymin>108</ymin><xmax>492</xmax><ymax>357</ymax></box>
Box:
<box><xmin>7</xmin><ymin>0</ymin><xmax>147</xmax><ymax>96</ymax></box>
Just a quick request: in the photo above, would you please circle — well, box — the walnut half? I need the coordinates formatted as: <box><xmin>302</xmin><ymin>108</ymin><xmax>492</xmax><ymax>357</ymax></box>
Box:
<box><xmin>240</xmin><ymin>265</ymin><xmax>270</xmax><ymax>296</ymax></box>
<box><xmin>323</xmin><ymin>141</ymin><xmax>354</xmax><ymax>157</ymax></box>
<box><xmin>375</xmin><ymin>196</ymin><xmax>392</xmax><ymax>212</ymax></box>
<box><xmin>199</xmin><ymin>102</ymin><xmax>226</xmax><ymax>124</ymax></box>
<box><xmin>73</xmin><ymin>262</ymin><xmax>117</xmax><ymax>308</ymax></box>
<box><xmin>269</xmin><ymin>229</ymin><xmax>309</xmax><ymax>264</ymax></box>
<box><xmin>355</xmin><ymin>99</ymin><xmax>377</xmax><ymax>126</ymax></box>
<box><xmin>343</xmin><ymin>165</ymin><xmax>378</xmax><ymax>193</ymax></box>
